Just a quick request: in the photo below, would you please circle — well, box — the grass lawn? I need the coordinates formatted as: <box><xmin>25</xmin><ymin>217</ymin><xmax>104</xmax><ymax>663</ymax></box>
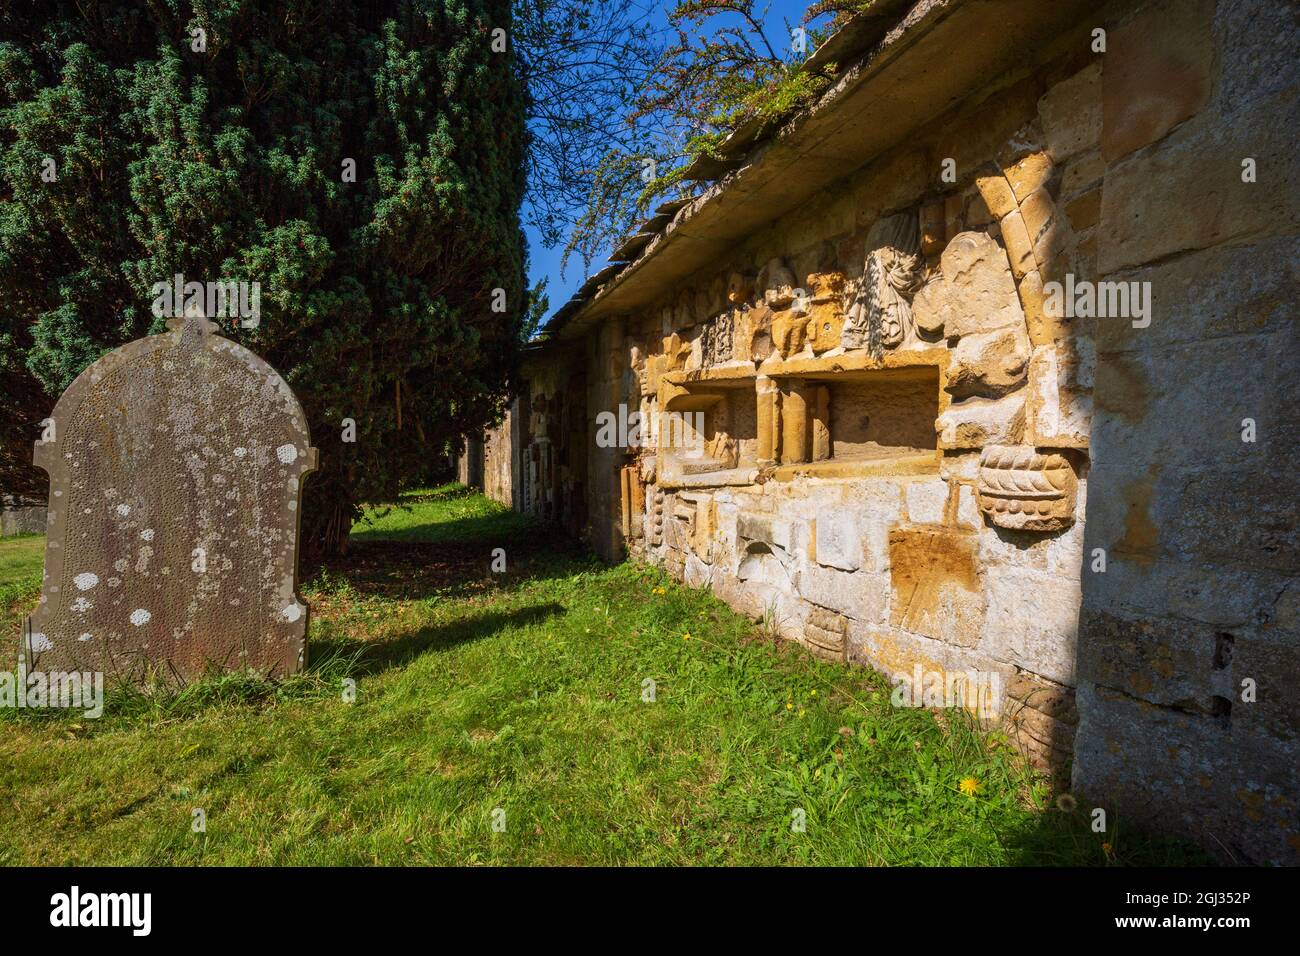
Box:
<box><xmin>0</xmin><ymin>485</ymin><xmax>1202</xmax><ymax>865</ymax></box>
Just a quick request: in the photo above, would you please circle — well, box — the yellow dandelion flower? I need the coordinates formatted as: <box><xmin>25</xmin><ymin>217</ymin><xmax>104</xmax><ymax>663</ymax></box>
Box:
<box><xmin>1102</xmin><ymin>842</ymin><xmax>1113</xmax><ymax>855</ymax></box>
<box><xmin>809</xmin><ymin>689</ymin><xmax>817</xmax><ymax>697</ymax></box>
<box><xmin>682</xmin><ymin>632</ymin><xmax>691</xmax><ymax>641</ymax></box>
<box><xmin>959</xmin><ymin>777</ymin><xmax>981</xmax><ymax>796</ymax></box>
<box><xmin>786</xmin><ymin>702</ymin><xmax>793</xmax><ymax>711</ymax></box>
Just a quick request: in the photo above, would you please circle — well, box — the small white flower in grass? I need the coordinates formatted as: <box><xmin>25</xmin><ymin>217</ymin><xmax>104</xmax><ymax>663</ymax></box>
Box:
<box><xmin>129</xmin><ymin>608</ymin><xmax>151</xmax><ymax>626</ymax></box>
<box><xmin>282</xmin><ymin>605</ymin><xmax>303</xmax><ymax>623</ymax></box>
<box><xmin>276</xmin><ymin>444</ymin><xmax>298</xmax><ymax>464</ymax></box>
<box><xmin>73</xmin><ymin>572</ymin><xmax>99</xmax><ymax>590</ymax></box>
<box><xmin>30</xmin><ymin>633</ymin><xmax>53</xmax><ymax>652</ymax></box>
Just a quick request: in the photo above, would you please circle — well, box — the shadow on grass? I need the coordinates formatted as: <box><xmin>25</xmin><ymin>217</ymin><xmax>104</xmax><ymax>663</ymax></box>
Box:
<box><xmin>306</xmin><ymin>510</ymin><xmax>596</xmax><ymax>604</ymax></box>
<box><xmin>311</xmin><ymin>601</ymin><xmax>565</xmax><ymax>677</ymax></box>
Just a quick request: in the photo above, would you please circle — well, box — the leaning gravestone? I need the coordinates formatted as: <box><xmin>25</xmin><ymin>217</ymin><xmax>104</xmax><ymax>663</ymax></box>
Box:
<box><xmin>21</xmin><ymin>315</ymin><xmax>317</xmax><ymax>683</ymax></box>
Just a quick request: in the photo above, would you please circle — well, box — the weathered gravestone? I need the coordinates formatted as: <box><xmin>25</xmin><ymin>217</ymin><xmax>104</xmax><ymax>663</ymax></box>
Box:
<box><xmin>21</xmin><ymin>315</ymin><xmax>317</xmax><ymax>683</ymax></box>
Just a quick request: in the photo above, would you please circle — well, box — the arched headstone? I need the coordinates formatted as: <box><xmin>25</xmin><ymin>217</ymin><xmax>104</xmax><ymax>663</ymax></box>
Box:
<box><xmin>22</xmin><ymin>316</ymin><xmax>317</xmax><ymax>683</ymax></box>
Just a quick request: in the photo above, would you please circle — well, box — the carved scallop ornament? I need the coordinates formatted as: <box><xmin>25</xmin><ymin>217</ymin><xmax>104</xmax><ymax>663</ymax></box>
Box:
<box><xmin>977</xmin><ymin>445</ymin><xmax>1077</xmax><ymax>532</ymax></box>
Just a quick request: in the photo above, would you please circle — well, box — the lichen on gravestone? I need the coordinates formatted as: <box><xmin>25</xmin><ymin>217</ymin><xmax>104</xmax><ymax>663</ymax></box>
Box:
<box><xmin>20</xmin><ymin>315</ymin><xmax>317</xmax><ymax>684</ymax></box>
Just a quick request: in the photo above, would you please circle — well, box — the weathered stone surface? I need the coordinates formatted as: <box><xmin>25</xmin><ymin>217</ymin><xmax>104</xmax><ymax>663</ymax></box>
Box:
<box><xmin>945</xmin><ymin>325</ymin><xmax>1030</xmax><ymax>399</ymax></box>
<box><xmin>1098</xmin><ymin>84</ymin><xmax>1300</xmax><ymax>274</ymax></box>
<box><xmin>1060</xmin><ymin>148</ymin><xmax>1104</xmax><ymax>199</ymax></box>
<box><xmin>804</xmin><ymin>606</ymin><xmax>847</xmax><ymax>661</ymax></box>
<box><xmin>1101</xmin><ymin>0</ymin><xmax>1215</xmax><ymax>162</ymax></box>
<box><xmin>804</xmin><ymin>272</ymin><xmax>847</xmax><ymax>353</ymax></box>
<box><xmin>1073</xmin><ymin>681</ymin><xmax>1300</xmax><ymax>865</ymax></box>
<box><xmin>1001</xmin><ymin>151</ymin><xmax>1054</xmax><ymax>203</ymax></box>
<box><xmin>1093</xmin><ymin>235</ymin><xmax>1300</xmax><ymax>354</ymax></box>
<box><xmin>974</xmin><ymin>169</ymin><xmax>1018</xmax><ymax>219</ymax></box>
<box><xmin>888</xmin><ymin>527</ymin><xmax>984</xmax><ymax>648</ymax></box>
<box><xmin>2</xmin><ymin>501</ymin><xmax>46</xmax><ymax>536</ymax></box>
<box><xmin>737</xmin><ymin>512</ymin><xmax>792</xmax><ymax>551</ymax></box>
<box><xmin>998</xmin><ymin>210</ymin><xmax>1036</xmax><ymax>279</ymax></box>
<box><xmin>842</xmin><ymin>212</ymin><xmax>922</xmax><ymax>354</ymax></box>
<box><xmin>983</xmin><ymin>566</ymin><xmax>1080</xmax><ymax>686</ymax></box>
<box><xmin>1038</xmin><ymin>61</ymin><xmax>1101</xmax><ymax>162</ymax></box>
<box><xmin>912</xmin><ymin>231</ymin><xmax>1025</xmax><ymax>339</ymax></box>
<box><xmin>977</xmin><ymin>445</ymin><xmax>1078</xmax><ymax>532</ymax></box>
<box><xmin>760</xmin><ymin>258</ymin><xmax>797</xmax><ymax>308</ymax></box>
<box><xmin>798</xmin><ymin>563</ymin><xmax>886</xmax><ymax>625</ymax></box>
<box><xmin>936</xmin><ymin>392</ymin><xmax>1026</xmax><ymax>449</ymax></box>
<box><xmin>22</xmin><ymin>317</ymin><xmax>317</xmax><ymax>683</ymax></box>
<box><xmin>904</xmin><ymin>479</ymin><xmax>948</xmax><ymax>525</ymax></box>
<box><xmin>813</xmin><ymin>509</ymin><xmax>861</xmax><ymax>571</ymax></box>
<box><xmin>1026</xmin><ymin>344</ymin><xmax>1091</xmax><ymax>448</ymax></box>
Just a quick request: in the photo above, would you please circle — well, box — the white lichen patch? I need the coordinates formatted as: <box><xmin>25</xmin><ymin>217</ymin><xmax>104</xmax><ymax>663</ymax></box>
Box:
<box><xmin>276</xmin><ymin>443</ymin><xmax>298</xmax><ymax>464</ymax></box>
<box><xmin>30</xmin><ymin>633</ymin><xmax>53</xmax><ymax>652</ymax></box>
<box><xmin>107</xmin><ymin>577</ymin><xmax>122</xmax><ymax>588</ymax></box>
<box><xmin>73</xmin><ymin>572</ymin><xmax>99</xmax><ymax>590</ymax></box>
<box><xmin>234</xmin><ymin>447</ymin><xmax>247</xmax><ymax>458</ymax></box>
<box><xmin>141</xmin><ymin>528</ymin><xmax>155</xmax><ymax>541</ymax></box>
<box><xmin>78</xmin><ymin>633</ymin><xmax>92</xmax><ymax>642</ymax></box>
<box><xmin>71</xmin><ymin>596</ymin><xmax>93</xmax><ymax>612</ymax></box>
<box><xmin>281</xmin><ymin>604</ymin><xmax>303</xmax><ymax>623</ymax></box>
<box><xmin>129</xmin><ymin>608</ymin><xmax>152</xmax><ymax>626</ymax></box>
<box><xmin>113</xmin><ymin>559</ymin><xmax>128</xmax><ymax>572</ymax></box>
<box><xmin>115</xmin><ymin>503</ymin><xmax>131</xmax><ymax>517</ymax></box>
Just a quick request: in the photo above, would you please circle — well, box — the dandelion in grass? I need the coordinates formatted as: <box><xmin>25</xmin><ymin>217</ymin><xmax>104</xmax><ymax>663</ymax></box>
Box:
<box><xmin>1101</xmin><ymin>842</ymin><xmax>1113</xmax><ymax>857</ymax></box>
<box><xmin>786</xmin><ymin>702</ymin><xmax>793</xmax><ymax>711</ymax></box>
<box><xmin>682</xmin><ymin>632</ymin><xmax>691</xmax><ymax>641</ymax></box>
<box><xmin>959</xmin><ymin>777</ymin><xmax>981</xmax><ymax>797</ymax></box>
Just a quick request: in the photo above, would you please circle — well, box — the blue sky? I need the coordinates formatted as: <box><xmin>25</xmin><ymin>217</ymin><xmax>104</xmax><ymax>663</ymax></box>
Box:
<box><xmin>523</xmin><ymin>0</ymin><xmax>827</xmax><ymax>317</ymax></box>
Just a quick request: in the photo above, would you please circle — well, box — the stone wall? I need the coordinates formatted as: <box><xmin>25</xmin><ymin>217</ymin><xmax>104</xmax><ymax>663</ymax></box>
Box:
<box><xmin>1071</xmin><ymin>0</ymin><xmax>1300</xmax><ymax>865</ymax></box>
<box><xmin>1</xmin><ymin>497</ymin><xmax>46</xmax><ymax>537</ymax></box>
<box><xmin>480</xmin><ymin>0</ymin><xmax>1298</xmax><ymax>862</ymax></box>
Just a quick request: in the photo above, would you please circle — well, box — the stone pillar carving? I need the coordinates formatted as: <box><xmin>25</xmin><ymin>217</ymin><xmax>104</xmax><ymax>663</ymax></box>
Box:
<box><xmin>756</xmin><ymin>376</ymin><xmax>780</xmax><ymax>465</ymax></box>
<box><xmin>781</xmin><ymin>380</ymin><xmax>810</xmax><ymax>465</ymax></box>
<box><xmin>812</xmin><ymin>385</ymin><xmax>832</xmax><ymax>461</ymax></box>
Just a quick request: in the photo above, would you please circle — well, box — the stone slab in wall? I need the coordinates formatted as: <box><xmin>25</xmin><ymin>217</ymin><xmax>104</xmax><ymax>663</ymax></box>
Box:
<box><xmin>20</xmin><ymin>317</ymin><xmax>317</xmax><ymax>684</ymax></box>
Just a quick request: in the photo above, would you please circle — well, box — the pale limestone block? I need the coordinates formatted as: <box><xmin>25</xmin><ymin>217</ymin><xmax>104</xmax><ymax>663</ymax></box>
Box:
<box><xmin>936</xmin><ymin>392</ymin><xmax>1027</xmax><ymax>449</ymax></box>
<box><xmin>957</xmin><ymin>484</ymin><xmax>981</xmax><ymax>529</ymax></box>
<box><xmin>905</xmin><ymin>479</ymin><xmax>949</xmax><ymax>525</ymax></box>
<box><xmin>982</xmin><ymin>566</ymin><xmax>1081</xmax><ymax>685</ymax></box>
<box><xmin>814</xmin><ymin>509</ymin><xmax>862</xmax><ymax>571</ymax></box>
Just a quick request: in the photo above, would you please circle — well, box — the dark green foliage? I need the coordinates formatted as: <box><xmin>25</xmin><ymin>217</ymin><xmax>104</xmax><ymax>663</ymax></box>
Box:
<box><xmin>0</xmin><ymin>0</ymin><xmax>528</xmax><ymax>552</ymax></box>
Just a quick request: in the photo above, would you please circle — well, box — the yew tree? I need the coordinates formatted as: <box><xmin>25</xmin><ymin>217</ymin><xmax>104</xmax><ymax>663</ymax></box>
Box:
<box><xmin>0</xmin><ymin>0</ymin><xmax>528</xmax><ymax>554</ymax></box>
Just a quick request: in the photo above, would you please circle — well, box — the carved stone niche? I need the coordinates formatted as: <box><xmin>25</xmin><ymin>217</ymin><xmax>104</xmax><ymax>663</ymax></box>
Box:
<box><xmin>977</xmin><ymin>445</ymin><xmax>1078</xmax><ymax>532</ymax></box>
<box><xmin>842</xmin><ymin>212</ymin><xmax>922</xmax><ymax>355</ymax></box>
<box><xmin>22</xmin><ymin>316</ymin><xmax>318</xmax><ymax>684</ymax></box>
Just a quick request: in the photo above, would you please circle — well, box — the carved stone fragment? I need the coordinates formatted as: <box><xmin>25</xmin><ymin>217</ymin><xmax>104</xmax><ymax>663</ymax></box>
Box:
<box><xmin>977</xmin><ymin>445</ymin><xmax>1077</xmax><ymax>531</ymax></box>
<box><xmin>842</xmin><ymin>212</ymin><xmax>922</xmax><ymax>355</ymax></box>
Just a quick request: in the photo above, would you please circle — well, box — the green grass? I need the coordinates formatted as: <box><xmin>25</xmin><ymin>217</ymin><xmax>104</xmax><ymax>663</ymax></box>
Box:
<box><xmin>0</xmin><ymin>486</ymin><xmax>1203</xmax><ymax>865</ymax></box>
<box><xmin>0</xmin><ymin>533</ymin><xmax>43</xmax><ymax>608</ymax></box>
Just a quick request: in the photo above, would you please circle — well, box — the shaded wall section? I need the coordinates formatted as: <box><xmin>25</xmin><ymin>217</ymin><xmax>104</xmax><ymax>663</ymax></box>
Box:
<box><xmin>1071</xmin><ymin>0</ymin><xmax>1300</xmax><ymax>865</ymax></box>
